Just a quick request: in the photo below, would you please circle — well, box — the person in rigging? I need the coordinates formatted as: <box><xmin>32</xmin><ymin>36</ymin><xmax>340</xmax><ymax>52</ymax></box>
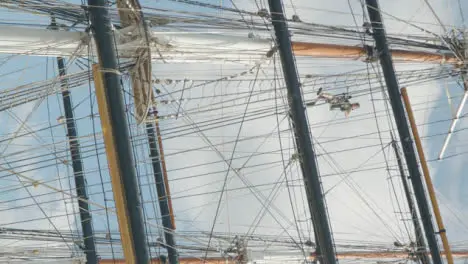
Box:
<box><xmin>306</xmin><ymin>87</ymin><xmax>360</xmax><ymax>117</ymax></box>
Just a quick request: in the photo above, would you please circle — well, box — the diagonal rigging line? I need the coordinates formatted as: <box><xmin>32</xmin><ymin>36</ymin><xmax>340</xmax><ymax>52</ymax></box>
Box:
<box><xmin>161</xmin><ymin>160</ymin><xmax>302</xmax><ymax>236</ymax></box>
<box><xmin>0</xmin><ymin>57</ymin><xmax>85</xmax><ymax>242</ymax></box>
<box><xmin>5</xmin><ymin>109</ymin><xmax>69</xmax><ymax>165</ymax></box>
<box><xmin>0</xmin><ymin>90</ymin><xmax>45</xmax><ymax>157</ymax></box>
<box><xmin>157</xmin><ymin>72</ymin><xmax>261</xmax><ymax>256</ymax></box>
<box><xmin>223</xmin><ymin>117</ymin><xmax>290</xmax><ymax>206</ymax></box>
<box><xmin>457</xmin><ymin>0</ymin><xmax>465</xmax><ymax>29</ymax></box>
<box><xmin>140</xmin><ymin>221</ymin><xmax>210</xmax><ymax>262</ymax></box>
<box><xmin>272</xmin><ymin>55</ymin><xmax>306</xmax><ymax>259</ymax></box>
<box><xmin>203</xmin><ymin>65</ymin><xmax>260</xmax><ymax>260</ymax></box>
<box><xmin>0</xmin><ymin>72</ymin><xmax>83</xmax><ymax>248</ymax></box>
<box><xmin>243</xmin><ymin>158</ymin><xmax>299</xmax><ymax>240</ymax></box>
<box><xmin>0</xmin><ymin>61</ymin><xmax>83</xmax><ymax>251</ymax></box>
<box><xmin>189</xmin><ymin>114</ymin><xmax>290</xmax><ymax>225</ymax></box>
<box><xmin>0</xmin><ymin>55</ymin><xmax>80</xmax><ymax>157</ymax></box>
<box><xmin>157</xmin><ymin>68</ymin><xmax>303</xmax><ymax>255</ymax></box>
<box><xmin>0</xmin><ymin>162</ymin><xmax>111</xmax><ymax>213</ymax></box>
<box><xmin>243</xmin><ymin>57</ymin><xmax>305</xmax><ymax>256</ymax></box>
<box><xmin>47</xmin><ymin>73</ymin><xmax>80</xmax><ymax>248</ymax></box>
<box><xmin>241</xmin><ymin>120</ymin><xmax>295</xmax><ymax>237</ymax></box>
<box><xmin>202</xmin><ymin>130</ymin><xmax>304</xmax><ymax>241</ymax></box>
<box><xmin>422</xmin><ymin>0</ymin><xmax>447</xmax><ymax>33</ymax></box>
<box><xmin>323</xmin><ymin>142</ymin><xmax>391</xmax><ymax>195</ymax></box>
<box><xmin>2</xmin><ymin>158</ymin><xmax>73</xmax><ymax>252</ymax></box>
<box><xmin>315</xmin><ymin>140</ymin><xmax>401</xmax><ymax>240</ymax></box>
<box><xmin>367</xmin><ymin>60</ymin><xmax>411</xmax><ymax>241</ymax></box>
<box><xmin>172</xmin><ymin>164</ymin><xmax>289</xmax><ymax>214</ymax></box>
<box><xmin>0</xmin><ymin>160</ymin><xmax>192</xmax><ymax>243</ymax></box>
<box><xmin>176</xmin><ymin>79</ymin><xmax>190</xmax><ymax>119</ymax></box>
<box><xmin>364</xmin><ymin>2</ymin><xmax>464</xmax><ymax>61</ymax></box>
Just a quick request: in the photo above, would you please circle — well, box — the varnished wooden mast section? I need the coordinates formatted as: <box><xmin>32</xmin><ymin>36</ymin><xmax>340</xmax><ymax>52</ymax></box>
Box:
<box><xmin>93</xmin><ymin>63</ymin><xmax>137</xmax><ymax>263</ymax></box>
<box><xmin>292</xmin><ymin>42</ymin><xmax>459</xmax><ymax>64</ymax></box>
<box><xmin>401</xmin><ymin>87</ymin><xmax>454</xmax><ymax>264</ymax></box>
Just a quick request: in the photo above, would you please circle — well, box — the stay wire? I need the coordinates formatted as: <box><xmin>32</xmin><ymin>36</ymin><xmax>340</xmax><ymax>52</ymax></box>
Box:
<box><xmin>203</xmin><ymin>65</ymin><xmax>260</xmax><ymax>261</ymax></box>
<box><xmin>273</xmin><ymin>53</ymin><xmax>307</xmax><ymax>260</ymax></box>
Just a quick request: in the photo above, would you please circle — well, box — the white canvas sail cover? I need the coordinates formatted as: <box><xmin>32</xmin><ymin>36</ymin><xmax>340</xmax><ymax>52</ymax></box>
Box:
<box><xmin>0</xmin><ymin>25</ymin><xmax>272</xmax><ymax>64</ymax></box>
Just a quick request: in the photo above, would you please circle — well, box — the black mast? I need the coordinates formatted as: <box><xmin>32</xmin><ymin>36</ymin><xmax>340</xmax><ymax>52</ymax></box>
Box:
<box><xmin>267</xmin><ymin>0</ymin><xmax>337</xmax><ymax>263</ymax></box>
<box><xmin>58</xmin><ymin>56</ymin><xmax>99</xmax><ymax>264</ymax></box>
<box><xmin>86</xmin><ymin>0</ymin><xmax>150</xmax><ymax>262</ymax></box>
<box><xmin>146</xmin><ymin>118</ymin><xmax>179</xmax><ymax>263</ymax></box>
<box><xmin>365</xmin><ymin>1</ymin><xmax>442</xmax><ymax>263</ymax></box>
<box><xmin>51</xmin><ymin>18</ymin><xmax>98</xmax><ymax>264</ymax></box>
<box><xmin>391</xmin><ymin>133</ymin><xmax>429</xmax><ymax>264</ymax></box>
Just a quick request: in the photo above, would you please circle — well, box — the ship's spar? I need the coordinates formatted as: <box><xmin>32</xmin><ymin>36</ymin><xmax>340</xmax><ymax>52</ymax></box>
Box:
<box><xmin>0</xmin><ymin>25</ymin><xmax>460</xmax><ymax>64</ymax></box>
<box><xmin>0</xmin><ymin>0</ymin><xmax>465</xmax><ymax>263</ymax></box>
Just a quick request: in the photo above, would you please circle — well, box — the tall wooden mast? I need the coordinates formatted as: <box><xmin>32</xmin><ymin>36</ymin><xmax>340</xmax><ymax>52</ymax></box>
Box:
<box><xmin>268</xmin><ymin>0</ymin><xmax>337</xmax><ymax>263</ymax></box>
<box><xmin>88</xmin><ymin>0</ymin><xmax>150</xmax><ymax>260</ymax></box>
<box><xmin>51</xmin><ymin>18</ymin><xmax>98</xmax><ymax>264</ymax></box>
<box><xmin>391</xmin><ymin>133</ymin><xmax>430</xmax><ymax>264</ymax></box>
<box><xmin>402</xmin><ymin>87</ymin><xmax>454</xmax><ymax>264</ymax></box>
<box><xmin>365</xmin><ymin>0</ymin><xmax>443</xmax><ymax>263</ymax></box>
<box><xmin>146</xmin><ymin>112</ymin><xmax>179</xmax><ymax>263</ymax></box>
